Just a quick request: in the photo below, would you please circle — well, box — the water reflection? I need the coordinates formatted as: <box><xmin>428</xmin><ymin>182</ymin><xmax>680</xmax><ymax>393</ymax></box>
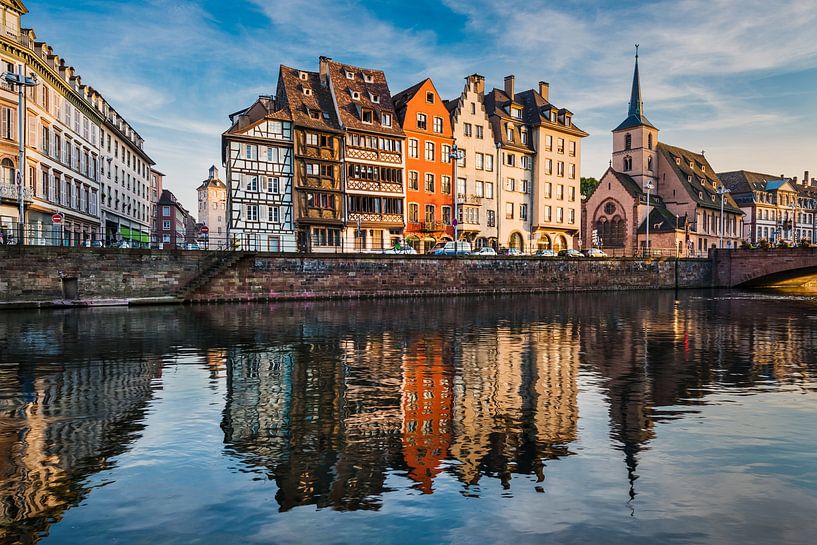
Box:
<box><xmin>1</xmin><ymin>292</ymin><xmax>816</xmax><ymax>544</ymax></box>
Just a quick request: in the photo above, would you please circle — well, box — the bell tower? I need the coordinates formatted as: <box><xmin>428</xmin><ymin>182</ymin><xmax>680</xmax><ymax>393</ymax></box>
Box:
<box><xmin>612</xmin><ymin>45</ymin><xmax>659</xmax><ymax>189</ymax></box>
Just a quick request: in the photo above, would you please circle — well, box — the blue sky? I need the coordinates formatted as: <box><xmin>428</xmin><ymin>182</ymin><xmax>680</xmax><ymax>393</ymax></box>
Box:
<box><xmin>24</xmin><ymin>0</ymin><xmax>817</xmax><ymax>212</ymax></box>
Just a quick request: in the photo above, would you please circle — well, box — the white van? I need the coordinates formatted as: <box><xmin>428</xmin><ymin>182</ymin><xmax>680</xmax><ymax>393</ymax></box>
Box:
<box><xmin>430</xmin><ymin>241</ymin><xmax>472</xmax><ymax>255</ymax></box>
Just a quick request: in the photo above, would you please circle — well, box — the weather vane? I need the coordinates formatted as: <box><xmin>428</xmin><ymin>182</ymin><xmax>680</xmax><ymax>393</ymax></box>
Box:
<box><xmin>635</xmin><ymin>44</ymin><xmax>639</xmax><ymax>59</ymax></box>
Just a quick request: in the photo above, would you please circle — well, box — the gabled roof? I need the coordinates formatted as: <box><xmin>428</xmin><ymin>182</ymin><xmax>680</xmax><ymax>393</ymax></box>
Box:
<box><xmin>717</xmin><ymin>170</ymin><xmax>780</xmax><ymax>194</ymax></box>
<box><xmin>637</xmin><ymin>205</ymin><xmax>686</xmax><ymax>234</ymax></box>
<box><xmin>657</xmin><ymin>143</ymin><xmax>742</xmax><ymax>213</ymax></box>
<box><xmin>1</xmin><ymin>0</ymin><xmax>28</xmax><ymax>15</ymax></box>
<box><xmin>322</xmin><ymin>58</ymin><xmax>404</xmax><ymax>137</ymax></box>
<box><xmin>484</xmin><ymin>88</ymin><xmax>535</xmax><ymax>153</ymax></box>
<box><xmin>196</xmin><ymin>177</ymin><xmax>227</xmax><ymax>192</ymax></box>
<box><xmin>514</xmin><ymin>89</ymin><xmax>588</xmax><ymax>137</ymax></box>
<box><xmin>392</xmin><ymin>78</ymin><xmax>429</xmax><ymax>125</ymax></box>
<box><xmin>277</xmin><ymin>65</ymin><xmax>342</xmax><ymax>133</ymax></box>
<box><xmin>223</xmin><ymin>95</ymin><xmax>291</xmax><ymax>136</ymax></box>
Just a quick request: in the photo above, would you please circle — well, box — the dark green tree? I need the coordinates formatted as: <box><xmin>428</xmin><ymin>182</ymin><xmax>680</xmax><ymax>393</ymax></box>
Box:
<box><xmin>580</xmin><ymin>177</ymin><xmax>599</xmax><ymax>198</ymax></box>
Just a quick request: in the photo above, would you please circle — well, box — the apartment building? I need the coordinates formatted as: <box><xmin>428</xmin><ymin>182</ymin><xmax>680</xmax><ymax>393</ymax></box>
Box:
<box><xmin>149</xmin><ymin>167</ymin><xmax>163</xmax><ymax>244</ymax></box>
<box><xmin>222</xmin><ymin>95</ymin><xmax>295</xmax><ymax>252</ymax></box>
<box><xmin>321</xmin><ymin>57</ymin><xmax>406</xmax><ymax>251</ymax></box>
<box><xmin>393</xmin><ymin>78</ymin><xmax>455</xmax><ymax>253</ymax></box>
<box><xmin>445</xmin><ymin>74</ymin><xmax>498</xmax><ymax>249</ymax></box>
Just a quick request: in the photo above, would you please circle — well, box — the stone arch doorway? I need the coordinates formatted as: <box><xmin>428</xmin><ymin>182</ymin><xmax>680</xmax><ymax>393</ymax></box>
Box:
<box><xmin>537</xmin><ymin>235</ymin><xmax>552</xmax><ymax>250</ymax></box>
<box><xmin>553</xmin><ymin>234</ymin><xmax>568</xmax><ymax>252</ymax></box>
<box><xmin>509</xmin><ymin>232</ymin><xmax>524</xmax><ymax>251</ymax></box>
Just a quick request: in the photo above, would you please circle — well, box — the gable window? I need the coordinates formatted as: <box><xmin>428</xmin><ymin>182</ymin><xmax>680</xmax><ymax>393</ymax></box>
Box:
<box><xmin>417</xmin><ymin>113</ymin><xmax>427</xmax><ymax>130</ymax></box>
<box><xmin>625</xmin><ymin>133</ymin><xmax>632</xmax><ymax>150</ymax></box>
<box><xmin>426</xmin><ymin>92</ymin><xmax>435</xmax><ymax>103</ymax></box>
<box><xmin>433</xmin><ymin>117</ymin><xmax>443</xmax><ymax>133</ymax></box>
<box><xmin>464</xmin><ymin>122</ymin><xmax>472</xmax><ymax>137</ymax></box>
<box><xmin>470</xmin><ymin>103</ymin><xmax>476</xmax><ymax>114</ymax></box>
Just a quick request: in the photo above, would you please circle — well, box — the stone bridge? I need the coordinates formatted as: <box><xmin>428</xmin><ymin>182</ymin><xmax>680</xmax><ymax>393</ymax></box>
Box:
<box><xmin>712</xmin><ymin>248</ymin><xmax>817</xmax><ymax>288</ymax></box>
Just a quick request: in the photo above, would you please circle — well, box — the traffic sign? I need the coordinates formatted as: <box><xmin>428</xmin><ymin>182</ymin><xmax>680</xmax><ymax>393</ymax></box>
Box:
<box><xmin>200</xmin><ymin>226</ymin><xmax>210</xmax><ymax>234</ymax></box>
<box><xmin>452</xmin><ymin>219</ymin><xmax>458</xmax><ymax>226</ymax></box>
<box><xmin>52</xmin><ymin>213</ymin><xmax>62</xmax><ymax>224</ymax></box>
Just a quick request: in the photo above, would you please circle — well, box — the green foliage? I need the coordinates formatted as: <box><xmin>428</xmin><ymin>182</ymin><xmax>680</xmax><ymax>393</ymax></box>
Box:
<box><xmin>580</xmin><ymin>177</ymin><xmax>600</xmax><ymax>198</ymax></box>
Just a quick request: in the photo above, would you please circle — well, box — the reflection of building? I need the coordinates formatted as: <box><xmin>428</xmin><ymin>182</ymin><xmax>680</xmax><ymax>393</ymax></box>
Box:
<box><xmin>0</xmin><ymin>360</ymin><xmax>161</xmax><ymax>544</ymax></box>
<box><xmin>400</xmin><ymin>337</ymin><xmax>452</xmax><ymax>493</ymax></box>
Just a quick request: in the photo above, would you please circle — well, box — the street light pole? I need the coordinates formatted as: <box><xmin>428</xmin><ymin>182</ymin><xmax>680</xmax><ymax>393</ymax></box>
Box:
<box><xmin>643</xmin><ymin>180</ymin><xmax>654</xmax><ymax>257</ymax></box>
<box><xmin>449</xmin><ymin>144</ymin><xmax>464</xmax><ymax>253</ymax></box>
<box><xmin>3</xmin><ymin>65</ymin><xmax>38</xmax><ymax>246</ymax></box>
<box><xmin>717</xmin><ymin>185</ymin><xmax>730</xmax><ymax>249</ymax></box>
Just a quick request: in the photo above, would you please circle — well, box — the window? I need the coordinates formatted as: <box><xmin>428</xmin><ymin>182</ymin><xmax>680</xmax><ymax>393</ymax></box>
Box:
<box><xmin>246</xmin><ymin>176</ymin><xmax>259</xmax><ymax>191</ymax></box>
<box><xmin>464</xmin><ymin>123</ymin><xmax>472</xmax><ymax>137</ymax></box>
<box><xmin>381</xmin><ymin>113</ymin><xmax>391</xmax><ymax>127</ymax></box>
<box><xmin>475</xmin><ymin>180</ymin><xmax>484</xmax><ymax>197</ymax></box>
<box><xmin>557</xmin><ymin>161</ymin><xmax>565</xmax><ymax>177</ymax></box>
<box><xmin>457</xmin><ymin>177</ymin><xmax>466</xmax><ymax>196</ymax></box>
<box><xmin>268</xmin><ymin>177</ymin><xmax>280</xmax><ymax>193</ymax></box>
<box><xmin>350</xmin><ymin>90</ymin><xmax>361</xmax><ymax>100</ymax></box>
<box><xmin>557</xmin><ymin>207</ymin><xmax>564</xmax><ymax>223</ymax></box>
<box><xmin>425</xmin><ymin>204</ymin><xmax>435</xmax><ymax>223</ymax></box>
<box><xmin>569</xmin><ymin>187</ymin><xmax>576</xmax><ymax>201</ymax></box>
<box><xmin>520</xmin><ymin>204</ymin><xmax>528</xmax><ymax>220</ymax></box>
<box><xmin>346</xmin><ymin>70</ymin><xmax>354</xmax><ymax>79</ymax></box>
<box><xmin>521</xmin><ymin>127</ymin><xmax>528</xmax><ymax>144</ymax></box>
<box><xmin>556</xmin><ymin>184</ymin><xmax>564</xmax><ymax>200</ymax></box>
<box><xmin>426</xmin><ymin>91</ymin><xmax>435</xmax><ymax>103</ymax></box>
<box><xmin>442</xmin><ymin>206</ymin><xmax>452</xmax><ymax>225</ymax></box>
<box><xmin>246</xmin><ymin>204</ymin><xmax>259</xmax><ymax>221</ymax></box>
<box><xmin>557</xmin><ymin>138</ymin><xmax>565</xmax><ymax>154</ymax></box>
<box><xmin>544</xmin><ymin>206</ymin><xmax>551</xmax><ymax>221</ymax></box>
<box><xmin>409</xmin><ymin>138</ymin><xmax>419</xmax><ymax>158</ymax></box>
<box><xmin>506</xmin><ymin>153</ymin><xmax>515</xmax><ymax>167</ymax></box>
<box><xmin>647</xmin><ymin>133</ymin><xmax>653</xmax><ymax>150</ymax></box>
<box><xmin>306</xmin><ymin>163</ymin><xmax>319</xmax><ymax>175</ymax></box>
<box><xmin>487</xmin><ymin>209</ymin><xmax>496</xmax><ymax>227</ymax></box>
<box><xmin>162</xmin><ymin>206</ymin><xmax>170</xmax><ymax>216</ymax></box>
<box><xmin>361</xmin><ymin>110</ymin><xmax>373</xmax><ymax>123</ymax></box>
<box><xmin>433</xmin><ymin>117</ymin><xmax>443</xmax><ymax>133</ymax></box>
<box><xmin>162</xmin><ymin>220</ymin><xmax>171</xmax><ymax>230</ymax></box>
<box><xmin>441</xmin><ymin>175</ymin><xmax>451</xmax><ymax>194</ymax></box>
<box><xmin>369</xmin><ymin>93</ymin><xmax>380</xmax><ymax>103</ymax></box>
<box><xmin>269</xmin><ymin>206</ymin><xmax>280</xmax><ymax>223</ymax></box>
<box><xmin>417</xmin><ymin>113</ymin><xmax>427</xmax><ymax>129</ymax></box>
<box><xmin>306</xmin><ymin>133</ymin><xmax>318</xmax><ymax>146</ymax></box>
<box><xmin>512</xmin><ymin>107</ymin><xmax>522</xmax><ymax>119</ymax></box>
<box><xmin>470</xmin><ymin>103</ymin><xmax>476</xmax><ymax>114</ymax></box>
<box><xmin>457</xmin><ymin>152</ymin><xmax>465</xmax><ymax>167</ymax></box>
<box><xmin>245</xmin><ymin>144</ymin><xmax>257</xmax><ymax>160</ymax></box>
<box><xmin>625</xmin><ymin>133</ymin><xmax>632</xmax><ymax>150</ymax></box>
<box><xmin>521</xmin><ymin>180</ymin><xmax>530</xmax><ymax>194</ymax></box>
<box><xmin>569</xmin><ymin>141</ymin><xmax>576</xmax><ymax>157</ymax></box>
<box><xmin>506</xmin><ymin>123</ymin><xmax>514</xmax><ymax>141</ymax></box>
<box><xmin>505</xmin><ymin>178</ymin><xmax>515</xmax><ymax>191</ymax></box>
<box><xmin>506</xmin><ymin>202</ymin><xmax>514</xmax><ymax>219</ymax></box>
<box><xmin>647</xmin><ymin>156</ymin><xmax>653</xmax><ymax>171</ymax></box>
<box><xmin>425</xmin><ymin>141</ymin><xmax>435</xmax><ymax>161</ymax></box>
<box><xmin>545</xmin><ymin>135</ymin><xmax>553</xmax><ymax>151</ymax></box>
<box><xmin>303</xmin><ymin>87</ymin><xmax>312</xmax><ymax>96</ymax></box>
<box><xmin>163</xmin><ymin>234</ymin><xmax>171</xmax><ymax>243</ymax></box>
<box><xmin>521</xmin><ymin>156</ymin><xmax>531</xmax><ymax>170</ymax></box>
<box><xmin>363</xmin><ymin>73</ymin><xmax>374</xmax><ymax>83</ymax></box>
<box><xmin>425</xmin><ymin>173</ymin><xmax>435</xmax><ymax>192</ymax></box>
<box><xmin>408</xmin><ymin>171</ymin><xmax>419</xmax><ymax>190</ymax></box>
<box><xmin>623</xmin><ymin>156</ymin><xmax>632</xmax><ymax>171</ymax></box>
<box><xmin>409</xmin><ymin>203</ymin><xmax>419</xmax><ymax>223</ymax></box>
<box><xmin>442</xmin><ymin>144</ymin><xmax>451</xmax><ymax>163</ymax></box>
<box><xmin>475</xmin><ymin>152</ymin><xmax>484</xmax><ymax>170</ymax></box>
<box><xmin>485</xmin><ymin>154</ymin><xmax>494</xmax><ymax>172</ymax></box>
<box><xmin>320</xmin><ymin>164</ymin><xmax>333</xmax><ymax>177</ymax></box>
<box><xmin>569</xmin><ymin>164</ymin><xmax>576</xmax><ymax>179</ymax></box>
<box><xmin>476</xmin><ymin>125</ymin><xmax>483</xmax><ymax>139</ymax></box>
<box><xmin>485</xmin><ymin>182</ymin><xmax>494</xmax><ymax>199</ymax></box>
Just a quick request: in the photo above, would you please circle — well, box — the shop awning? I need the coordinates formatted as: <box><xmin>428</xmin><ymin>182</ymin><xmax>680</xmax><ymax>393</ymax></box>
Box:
<box><xmin>119</xmin><ymin>226</ymin><xmax>150</xmax><ymax>243</ymax></box>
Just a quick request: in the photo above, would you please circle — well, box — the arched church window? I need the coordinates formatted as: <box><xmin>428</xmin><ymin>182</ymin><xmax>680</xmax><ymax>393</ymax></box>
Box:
<box><xmin>625</xmin><ymin>133</ymin><xmax>632</xmax><ymax>150</ymax></box>
<box><xmin>648</xmin><ymin>133</ymin><xmax>653</xmax><ymax>150</ymax></box>
<box><xmin>647</xmin><ymin>156</ymin><xmax>653</xmax><ymax>171</ymax></box>
<box><xmin>623</xmin><ymin>156</ymin><xmax>632</xmax><ymax>172</ymax></box>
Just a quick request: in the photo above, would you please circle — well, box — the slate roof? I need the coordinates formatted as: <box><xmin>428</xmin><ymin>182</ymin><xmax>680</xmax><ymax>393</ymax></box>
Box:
<box><xmin>636</xmin><ymin>205</ymin><xmax>687</xmax><ymax>234</ymax></box>
<box><xmin>656</xmin><ymin>143</ymin><xmax>742</xmax><ymax>214</ymax></box>
<box><xmin>277</xmin><ymin>65</ymin><xmax>342</xmax><ymax>133</ymax></box>
<box><xmin>514</xmin><ymin>89</ymin><xmax>588</xmax><ymax>137</ymax></box>
<box><xmin>223</xmin><ymin>95</ymin><xmax>291</xmax><ymax>136</ymax></box>
<box><xmin>614</xmin><ymin>55</ymin><xmax>657</xmax><ymax>132</ymax></box>
<box><xmin>322</xmin><ymin>58</ymin><xmax>404</xmax><ymax>137</ymax></box>
<box><xmin>392</xmin><ymin>79</ymin><xmax>428</xmax><ymax>126</ymax></box>
<box><xmin>484</xmin><ymin>88</ymin><xmax>535</xmax><ymax>154</ymax></box>
<box><xmin>196</xmin><ymin>177</ymin><xmax>226</xmax><ymax>192</ymax></box>
<box><xmin>717</xmin><ymin>170</ymin><xmax>781</xmax><ymax>194</ymax></box>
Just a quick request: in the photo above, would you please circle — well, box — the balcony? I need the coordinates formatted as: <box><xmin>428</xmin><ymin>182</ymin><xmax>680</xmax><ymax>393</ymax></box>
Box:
<box><xmin>421</xmin><ymin>221</ymin><xmax>448</xmax><ymax>232</ymax></box>
<box><xmin>347</xmin><ymin>179</ymin><xmax>402</xmax><ymax>194</ymax></box>
<box><xmin>457</xmin><ymin>193</ymin><xmax>482</xmax><ymax>205</ymax></box>
<box><xmin>0</xmin><ymin>183</ymin><xmax>32</xmax><ymax>202</ymax></box>
<box><xmin>299</xmin><ymin>208</ymin><xmax>342</xmax><ymax>222</ymax></box>
<box><xmin>348</xmin><ymin>211</ymin><xmax>403</xmax><ymax>226</ymax></box>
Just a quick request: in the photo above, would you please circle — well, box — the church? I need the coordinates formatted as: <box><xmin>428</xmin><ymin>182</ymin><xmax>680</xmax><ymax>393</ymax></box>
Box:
<box><xmin>583</xmin><ymin>49</ymin><xmax>744</xmax><ymax>256</ymax></box>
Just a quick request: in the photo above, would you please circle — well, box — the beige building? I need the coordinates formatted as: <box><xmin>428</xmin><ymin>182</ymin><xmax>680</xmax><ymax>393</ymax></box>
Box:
<box><xmin>196</xmin><ymin>165</ymin><xmax>227</xmax><ymax>241</ymax></box>
<box><xmin>445</xmin><ymin>74</ymin><xmax>498</xmax><ymax>248</ymax></box>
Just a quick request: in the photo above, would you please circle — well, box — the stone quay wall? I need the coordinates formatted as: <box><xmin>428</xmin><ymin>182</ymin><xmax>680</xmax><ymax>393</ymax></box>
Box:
<box><xmin>0</xmin><ymin>246</ymin><xmax>713</xmax><ymax>305</ymax></box>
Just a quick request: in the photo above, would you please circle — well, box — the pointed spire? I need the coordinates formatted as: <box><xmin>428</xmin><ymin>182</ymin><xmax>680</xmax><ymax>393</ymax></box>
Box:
<box><xmin>628</xmin><ymin>44</ymin><xmax>643</xmax><ymax>118</ymax></box>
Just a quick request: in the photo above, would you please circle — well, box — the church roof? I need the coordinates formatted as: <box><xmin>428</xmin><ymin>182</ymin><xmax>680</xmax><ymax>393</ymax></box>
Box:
<box><xmin>657</xmin><ymin>143</ymin><xmax>742</xmax><ymax>214</ymax></box>
<box><xmin>614</xmin><ymin>50</ymin><xmax>656</xmax><ymax>132</ymax></box>
<box><xmin>637</xmin><ymin>205</ymin><xmax>687</xmax><ymax>234</ymax></box>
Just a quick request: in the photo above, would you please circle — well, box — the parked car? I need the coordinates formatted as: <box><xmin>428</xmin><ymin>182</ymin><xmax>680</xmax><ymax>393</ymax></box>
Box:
<box><xmin>430</xmin><ymin>241</ymin><xmax>472</xmax><ymax>255</ymax></box>
<box><xmin>472</xmin><ymin>247</ymin><xmax>497</xmax><ymax>256</ymax></box>
<box><xmin>82</xmin><ymin>240</ymin><xmax>104</xmax><ymax>248</ymax></box>
<box><xmin>500</xmin><ymin>248</ymin><xmax>524</xmax><ymax>256</ymax></box>
<box><xmin>535</xmin><ymin>249</ymin><xmax>556</xmax><ymax>257</ymax></box>
<box><xmin>112</xmin><ymin>241</ymin><xmax>131</xmax><ymax>249</ymax></box>
<box><xmin>558</xmin><ymin>249</ymin><xmax>585</xmax><ymax>258</ymax></box>
<box><xmin>584</xmin><ymin>248</ymin><xmax>608</xmax><ymax>257</ymax></box>
<box><xmin>184</xmin><ymin>243</ymin><xmax>202</xmax><ymax>251</ymax></box>
<box><xmin>382</xmin><ymin>246</ymin><xmax>418</xmax><ymax>255</ymax></box>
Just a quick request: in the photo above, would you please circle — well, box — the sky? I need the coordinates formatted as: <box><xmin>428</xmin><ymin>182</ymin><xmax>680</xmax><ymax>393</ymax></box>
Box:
<box><xmin>23</xmin><ymin>0</ymin><xmax>817</xmax><ymax>214</ymax></box>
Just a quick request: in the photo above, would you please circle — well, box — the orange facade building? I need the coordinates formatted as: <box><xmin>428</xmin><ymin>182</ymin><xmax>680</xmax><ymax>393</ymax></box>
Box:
<box><xmin>393</xmin><ymin>80</ymin><xmax>455</xmax><ymax>253</ymax></box>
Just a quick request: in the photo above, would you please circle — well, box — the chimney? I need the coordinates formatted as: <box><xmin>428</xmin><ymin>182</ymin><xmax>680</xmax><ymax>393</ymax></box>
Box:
<box><xmin>467</xmin><ymin>74</ymin><xmax>485</xmax><ymax>95</ymax></box>
<box><xmin>793</xmin><ymin>176</ymin><xmax>799</xmax><ymax>184</ymax></box>
<box><xmin>319</xmin><ymin>56</ymin><xmax>332</xmax><ymax>86</ymax></box>
<box><xmin>805</xmin><ymin>171</ymin><xmax>809</xmax><ymax>185</ymax></box>
<box><xmin>504</xmin><ymin>75</ymin><xmax>515</xmax><ymax>98</ymax></box>
<box><xmin>539</xmin><ymin>81</ymin><xmax>549</xmax><ymax>101</ymax></box>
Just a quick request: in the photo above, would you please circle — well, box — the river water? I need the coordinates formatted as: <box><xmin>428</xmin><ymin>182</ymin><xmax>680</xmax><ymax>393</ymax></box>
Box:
<box><xmin>1</xmin><ymin>291</ymin><xmax>816</xmax><ymax>545</ymax></box>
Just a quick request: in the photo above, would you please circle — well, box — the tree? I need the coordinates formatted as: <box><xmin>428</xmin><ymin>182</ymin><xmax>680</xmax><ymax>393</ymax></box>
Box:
<box><xmin>580</xmin><ymin>177</ymin><xmax>599</xmax><ymax>198</ymax></box>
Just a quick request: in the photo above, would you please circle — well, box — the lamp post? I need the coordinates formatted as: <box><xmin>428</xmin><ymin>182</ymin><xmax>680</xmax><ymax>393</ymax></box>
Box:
<box><xmin>449</xmin><ymin>144</ymin><xmax>465</xmax><ymax>253</ymax></box>
<box><xmin>643</xmin><ymin>180</ymin><xmax>654</xmax><ymax>257</ymax></box>
<box><xmin>2</xmin><ymin>65</ymin><xmax>38</xmax><ymax>245</ymax></box>
<box><xmin>717</xmin><ymin>185</ymin><xmax>730</xmax><ymax>249</ymax></box>
<box><xmin>791</xmin><ymin>200</ymin><xmax>798</xmax><ymax>245</ymax></box>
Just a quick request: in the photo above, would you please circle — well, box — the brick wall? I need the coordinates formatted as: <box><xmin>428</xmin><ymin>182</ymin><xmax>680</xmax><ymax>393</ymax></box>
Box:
<box><xmin>0</xmin><ymin>247</ymin><xmax>713</xmax><ymax>304</ymax></box>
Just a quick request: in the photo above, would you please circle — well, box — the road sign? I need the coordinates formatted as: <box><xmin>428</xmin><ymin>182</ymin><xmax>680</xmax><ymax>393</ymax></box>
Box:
<box><xmin>52</xmin><ymin>213</ymin><xmax>62</xmax><ymax>224</ymax></box>
<box><xmin>452</xmin><ymin>219</ymin><xmax>458</xmax><ymax>226</ymax></box>
<box><xmin>200</xmin><ymin>225</ymin><xmax>210</xmax><ymax>234</ymax></box>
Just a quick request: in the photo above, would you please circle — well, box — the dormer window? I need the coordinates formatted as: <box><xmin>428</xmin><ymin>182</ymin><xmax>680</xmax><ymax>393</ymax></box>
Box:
<box><xmin>689</xmin><ymin>160</ymin><xmax>694</xmax><ymax>169</ymax></box>
<box><xmin>299</xmin><ymin>71</ymin><xmax>308</xmax><ymax>80</ymax></box>
<box><xmin>345</xmin><ymin>71</ymin><xmax>354</xmax><ymax>80</ymax></box>
<box><xmin>323</xmin><ymin>112</ymin><xmax>330</xmax><ymax>120</ymax></box>
<box><xmin>506</xmin><ymin>123</ymin><xmax>514</xmax><ymax>142</ymax></box>
<box><xmin>565</xmin><ymin>116</ymin><xmax>571</xmax><ymax>127</ymax></box>
<box><xmin>381</xmin><ymin>113</ymin><xmax>392</xmax><ymax>127</ymax></box>
<box><xmin>699</xmin><ymin>191</ymin><xmax>704</xmax><ymax>199</ymax></box>
<box><xmin>511</xmin><ymin>107</ymin><xmax>522</xmax><ymax>119</ymax></box>
<box><xmin>688</xmin><ymin>175</ymin><xmax>693</xmax><ymax>183</ymax></box>
<box><xmin>675</xmin><ymin>157</ymin><xmax>681</xmax><ymax>165</ymax></box>
<box><xmin>520</xmin><ymin>127</ymin><xmax>528</xmax><ymax>144</ymax></box>
<box><xmin>361</xmin><ymin>109</ymin><xmax>373</xmax><ymax>124</ymax></box>
<box><xmin>363</xmin><ymin>73</ymin><xmax>374</xmax><ymax>83</ymax></box>
<box><xmin>303</xmin><ymin>87</ymin><xmax>312</xmax><ymax>96</ymax></box>
<box><xmin>369</xmin><ymin>92</ymin><xmax>379</xmax><ymax>103</ymax></box>
<box><xmin>550</xmin><ymin>111</ymin><xmax>556</xmax><ymax>122</ymax></box>
<box><xmin>350</xmin><ymin>90</ymin><xmax>360</xmax><ymax>100</ymax></box>
<box><xmin>308</xmin><ymin>109</ymin><xmax>321</xmax><ymax>120</ymax></box>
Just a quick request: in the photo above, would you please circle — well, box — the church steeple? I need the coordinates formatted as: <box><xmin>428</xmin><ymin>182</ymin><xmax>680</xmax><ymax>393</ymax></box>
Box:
<box><xmin>614</xmin><ymin>45</ymin><xmax>655</xmax><ymax>131</ymax></box>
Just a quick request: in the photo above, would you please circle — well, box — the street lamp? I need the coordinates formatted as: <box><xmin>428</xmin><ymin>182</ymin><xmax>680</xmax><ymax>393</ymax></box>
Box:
<box><xmin>2</xmin><ymin>66</ymin><xmax>38</xmax><ymax>245</ymax></box>
<box><xmin>717</xmin><ymin>185</ymin><xmax>730</xmax><ymax>249</ymax></box>
<box><xmin>449</xmin><ymin>144</ymin><xmax>465</xmax><ymax>252</ymax></box>
<box><xmin>643</xmin><ymin>179</ymin><xmax>654</xmax><ymax>257</ymax></box>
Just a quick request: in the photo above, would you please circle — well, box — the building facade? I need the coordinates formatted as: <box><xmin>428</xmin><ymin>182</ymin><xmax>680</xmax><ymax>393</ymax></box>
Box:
<box><xmin>445</xmin><ymin>74</ymin><xmax>498</xmax><ymax>249</ymax></box>
<box><xmin>584</xmin><ymin>52</ymin><xmax>743</xmax><ymax>256</ymax></box>
<box><xmin>223</xmin><ymin>95</ymin><xmax>295</xmax><ymax>252</ymax></box>
<box><xmin>277</xmin><ymin>65</ymin><xmax>345</xmax><ymax>253</ymax></box>
<box><xmin>149</xmin><ymin>167</ymin><xmax>163</xmax><ymax>245</ymax></box>
<box><xmin>155</xmin><ymin>188</ymin><xmax>187</xmax><ymax>249</ymax></box>
<box><xmin>393</xmin><ymin>78</ymin><xmax>455</xmax><ymax>253</ymax></box>
<box><xmin>321</xmin><ymin>57</ymin><xmax>406</xmax><ymax>252</ymax></box>
<box><xmin>196</xmin><ymin>165</ymin><xmax>227</xmax><ymax>242</ymax></box>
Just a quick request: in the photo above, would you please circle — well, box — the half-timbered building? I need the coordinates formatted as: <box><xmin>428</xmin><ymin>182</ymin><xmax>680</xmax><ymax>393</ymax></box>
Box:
<box><xmin>320</xmin><ymin>57</ymin><xmax>406</xmax><ymax>252</ymax></box>
<box><xmin>277</xmin><ymin>66</ymin><xmax>344</xmax><ymax>253</ymax></box>
<box><xmin>222</xmin><ymin>96</ymin><xmax>295</xmax><ymax>252</ymax></box>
